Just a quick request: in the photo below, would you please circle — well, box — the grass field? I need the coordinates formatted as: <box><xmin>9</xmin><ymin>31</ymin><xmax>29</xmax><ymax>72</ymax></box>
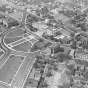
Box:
<box><xmin>4</xmin><ymin>36</ymin><xmax>23</xmax><ymax>44</ymax></box>
<box><xmin>12</xmin><ymin>41</ymin><xmax>32</xmax><ymax>52</ymax></box>
<box><xmin>6</xmin><ymin>29</ymin><xmax>25</xmax><ymax>38</ymax></box>
<box><xmin>0</xmin><ymin>55</ymin><xmax>25</xmax><ymax>85</ymax></box>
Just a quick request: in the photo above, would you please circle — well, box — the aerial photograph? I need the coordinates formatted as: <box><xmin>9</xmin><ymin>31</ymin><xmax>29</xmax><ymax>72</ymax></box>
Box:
<box><xmin>0</xmin><ymin>0</ymin><xmax>88</xmax><ymax>88</ymax></box>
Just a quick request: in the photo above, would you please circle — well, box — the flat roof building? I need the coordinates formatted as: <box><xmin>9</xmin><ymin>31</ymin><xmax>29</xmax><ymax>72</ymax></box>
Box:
<box><xmin>2</xmin><ymin>17</ymin><xmax>19</xmax><ymax>28</ymax></box>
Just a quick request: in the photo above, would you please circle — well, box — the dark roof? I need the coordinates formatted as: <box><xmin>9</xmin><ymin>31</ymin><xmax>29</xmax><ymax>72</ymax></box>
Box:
<box><xmin>81</xmin><ymin>32</ymin><xmax>88</xmax><ymax>38</ymax></box>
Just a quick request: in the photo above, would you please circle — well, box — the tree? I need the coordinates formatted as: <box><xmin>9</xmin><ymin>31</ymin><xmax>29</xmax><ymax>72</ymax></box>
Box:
<box><xmin>46</xmin><ymin>71</ymin><xmax>53</xmax><ymax>77</ymax></box>
<box><xmin>38</xmin><ymin>38</ymin><xmax>44</xmax><ymax>42</ymax></box>
<box><xmin>55</xmin><ymin>31</ymin><xmax>62</xmax><ymax>36</ymax></box>
<box><xmin>49</xmin><ymin>35</ymin><xmax>54</xmax><ymax>40</ymax></box>
<box><xmin>81</xmin><ymin>40</ymin><xmax>88</xmax><ymax>49</ymax></box>
<box><xmin>56</xmin><ymin>53</ymin><xmax>71</xmax><ymax>62</ymax></box>
<box><xmin>74</xmin><ymin>59</ymin><xmax>83</xmax><ymax>65</ymax></box>
<box><xmin>44</xmin><ymin>42</ymin><xmax>52</xmax><ymax>48</ymax></box>
<box><xmin>75</xmin><ymin>34</ymin><xmax>82</xmax><ymax>41</ymax></box>
<box><xmin>41</xmin><ymin>81</ymin><xmax>48</xmax><ymax>87</ymax></box>
<box><xmin>80</xmin><ymin>79</ymin><xmax>86</xmax><ymax>86</ymax></box>
<box><xmin>81</xmin><ymin>60</ymin><xmax>88</xmax><ymax>67</ymax></box>
<box><xmin>83</xmin><ymin>70</ymin><xmax>88</xmax><ymax>81</ymax></box>
<box><xmin>70</xmin><ymin>32</ymin><xmax>75</xmax><ymax>37</ymax></box>
<box><xmin>62</xmin><ymin>83</ymin><xmax>70</xmax><ymax>88</ymax></box>
<box><xmin>66</xmin><ymin>64</ymin><xmax>76</xmax><ymax>76</ymax></box>
<box><xmin>30</xmin><ymin>45</ymin><xmax>39</xmax><ymax>52</ymax></box>
<box><xmin>47</xmin><ymin>65</ymin><xmax>53</xmax><ymax>70</ymax></box>
<box><xmin>53</xmin><ymin>65</ymin><xmax>58</xmax><ymax>71</ymax></box>
<box><xmin>41</xmin><ymin>6</ymin><xmax>49</xmax><ymax>16</ymax></box>
<box><xmin>70</xmin><ymin>40</ymin><xmax>77</xmax><ymax>49</ymax></box>
<box><xmin>36</xmin><ymin>55</ymin><xmax>43</xmax><ymax>59</ymax></box>
<box><xmin>79</xmin><ymin>24</ymin><xmax>86</xmax><ymax>32</ymax></box>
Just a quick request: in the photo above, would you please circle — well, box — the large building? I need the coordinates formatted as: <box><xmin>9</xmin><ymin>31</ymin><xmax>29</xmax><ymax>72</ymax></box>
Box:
<box><xmin>2</xmin><ymin>17</ymin><xmax>19</xmax><ymax>28</ymax></box>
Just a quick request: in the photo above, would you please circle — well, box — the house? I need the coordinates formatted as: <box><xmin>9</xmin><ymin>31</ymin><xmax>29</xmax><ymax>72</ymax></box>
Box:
<box><xmin>51</xmin><ymin>44</ymin><xmax>65</xmax><ymax>54</ymax></box>
<box><xmin>75</xmin><ymin>47</ymin><xmax>88</xmax><ymax>61</ymax></box>
<box><xmin>60</xmin><ymin>28</ymin><xmax>71</xmax><ymax>37</ymax></box>
<box><xmin>34</xmin><ymin>73</ymin><xmax>41</xmax><ymax>81</ymax></box>
<box><xmin>2</xmin><ymin>17</ymin><xmax>19</xmax><ymax>28</ymax></box>
<box><xmin>73</xmin><ymin>76</ymin><xmax>83</xmax><ymax>82</ymax></box>
<box><xmin>60</xmin><ymin>37</ymin><xmax>71</xmax><ymax>45</ymax></box>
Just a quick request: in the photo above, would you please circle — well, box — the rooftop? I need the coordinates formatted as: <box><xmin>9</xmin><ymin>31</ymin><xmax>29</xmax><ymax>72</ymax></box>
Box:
<box><xmin>3</xmin><ymin>17</ymin><xmax>17</xmax><ymax>23</ymax></box>
<box><xmin>75</xmin><ymin>47</ymin><xmax>88</xmax><ymax>55</ymax></box>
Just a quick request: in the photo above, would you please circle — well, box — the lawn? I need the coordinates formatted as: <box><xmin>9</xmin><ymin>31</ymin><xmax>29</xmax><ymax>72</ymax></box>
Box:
<box><xmin>0</xmin><ymin>55</ymin><xmax>25</xmax><ymax>84</ymax></box>
<box><xmin>12</xmin><ymin>41</ymin><xmax>32</xmax><ymax>52</ymax></box>
<box><xmin>6</xmin><ymin>29</ymin><xmax>25</xmax><ymax>37</ymax></box>
<box><xmin>4</xmin><ymin>36</ymin><xmax>23</xmax><ymax>44</ymax></box>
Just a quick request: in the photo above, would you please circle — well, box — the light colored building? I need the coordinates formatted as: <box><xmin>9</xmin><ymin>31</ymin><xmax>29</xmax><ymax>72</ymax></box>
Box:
<box><xmin>75</xmin><ymin>47</ymin><xmax>88</xmax><ymax>61</ymax></box>
<box><xmin>50</xmin><ymin>9</ymin><xmax>58</xmax><ymax>14</ymax></box>
<box><xmin>32</xmin><ymin>22</ymin><xmax>48</xmax><ymax>29</ymax></box>
<box><xmin>46</xmin><ymin>28</ymin><xmax>54</xmax><ymax>36</ymax></box>
<box><xmin>41</xmin><ymin>47</ymin><xmax>51</xmax><ymax>55</ymax></box>
<box><xmin>69</xmin><ymin>49</ymin><xmax>75</xmax><ymax>56</ymax></box>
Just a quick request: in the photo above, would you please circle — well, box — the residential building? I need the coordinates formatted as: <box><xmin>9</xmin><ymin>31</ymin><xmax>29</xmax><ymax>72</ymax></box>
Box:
<box><xmin>75</xmin><ymin>47</ymin><xmax>88</xmax><ymax>61</ymax></box>
<box><xmin>59</xmin><ymin>28</ymin><xmax>71</xmax><ymax>37</ymax></box>
<box><xmin>73</xmin><ymin>76</ymin><xmax>83</xmax><ymax>83</ymax></box>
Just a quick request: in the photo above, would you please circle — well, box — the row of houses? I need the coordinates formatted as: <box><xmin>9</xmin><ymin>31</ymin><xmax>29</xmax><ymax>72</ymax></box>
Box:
<box><xmin>25</xmin><ymin>69</ymin><xmax>41</xmax><ymax>88</ymax></box>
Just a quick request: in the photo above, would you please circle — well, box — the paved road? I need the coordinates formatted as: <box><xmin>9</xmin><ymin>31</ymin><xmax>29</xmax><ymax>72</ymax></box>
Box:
<box><xmin>10</xmin><ymin>51</ymin><xmax>40</xmax><ymax>88</ymax></box>
<box><xmin>0</xmin><ymin>26</ymin><xmax>17</xmax><ymax>67</ymax></box>
<box><xmin>0</xmin><ymin>24</ymin><xmax>42</xmax><ymax>88</ymax></box>
<box><xmin>11</xmin><ymin>56</ymin><xmax>35</xmax><ymax>88</ymax></box>
<box><xmin>0</xmin><ymin>6</ymin><xmax>73</xmax><ymax>88</ymax></box>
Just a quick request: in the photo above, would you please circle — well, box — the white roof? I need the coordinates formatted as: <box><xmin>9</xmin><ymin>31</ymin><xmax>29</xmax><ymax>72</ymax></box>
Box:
<box><xmin>51</xmin><ymin>9</ymin><xmax>58</xmax><ymax>14</ymax></box>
